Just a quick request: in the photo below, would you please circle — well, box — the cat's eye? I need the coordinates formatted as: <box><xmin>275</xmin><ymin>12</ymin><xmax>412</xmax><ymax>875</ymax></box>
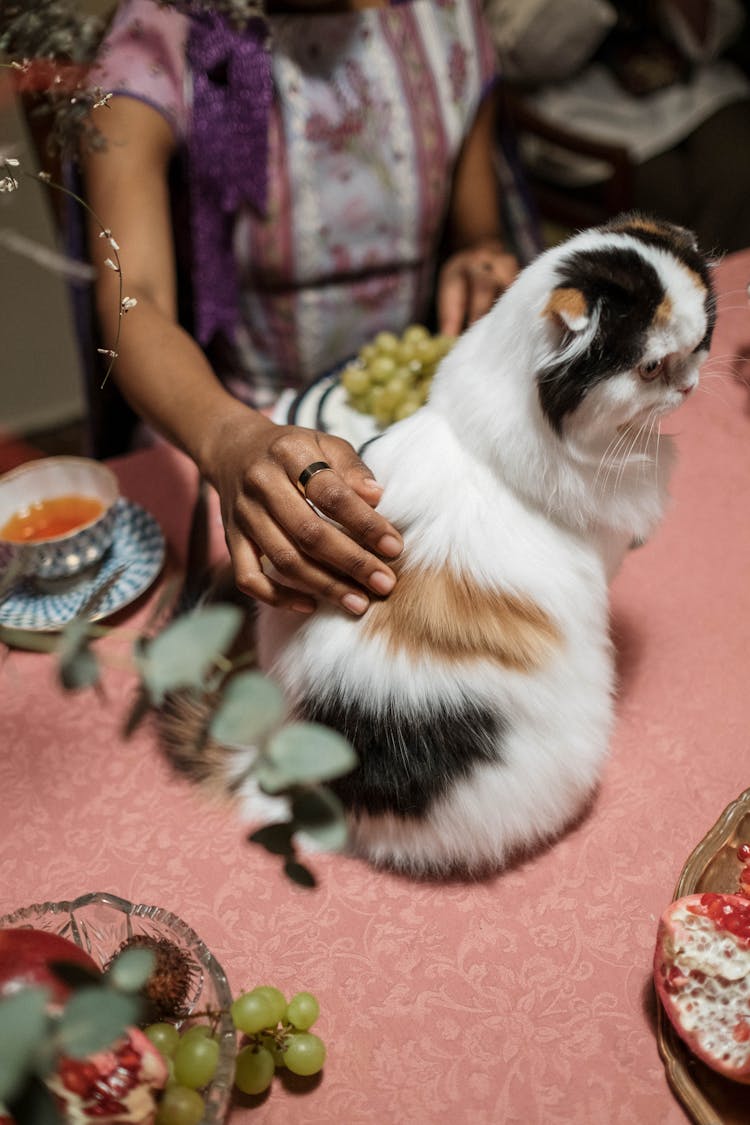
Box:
<box><xmin>638</xmin><ymin>357</ymin><xmax>668</xmax><ymax>382</ymax></box>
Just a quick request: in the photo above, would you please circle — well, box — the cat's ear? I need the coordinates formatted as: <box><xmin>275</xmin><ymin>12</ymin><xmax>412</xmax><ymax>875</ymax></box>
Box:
<box><xmin>542</xmin><ymin>287</ymin><xmax>590</xmax><ymax>334</ymax></box>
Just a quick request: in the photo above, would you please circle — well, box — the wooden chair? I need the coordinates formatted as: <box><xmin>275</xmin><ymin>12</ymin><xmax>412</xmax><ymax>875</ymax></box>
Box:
<box><xmin>500</xmin><ymin>88</ymin><xmax>636</xmax><ymax>231</ymax></box>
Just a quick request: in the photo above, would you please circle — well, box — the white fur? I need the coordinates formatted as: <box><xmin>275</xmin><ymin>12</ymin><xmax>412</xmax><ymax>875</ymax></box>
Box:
<box><xmin>251</xmin><ymin>227</ymin><xmax>710</xmax><ymax>875</ymax></box>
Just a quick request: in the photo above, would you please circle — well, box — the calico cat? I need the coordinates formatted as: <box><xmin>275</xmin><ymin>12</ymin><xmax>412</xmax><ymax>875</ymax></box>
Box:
<box><xmin>248</xmin><ymin>214</ymin><xmax>715</xmax><ymax>876</ymax></box>
<box><xmin>159</xmin><ymin>215</ymin><xmax>714</xmax><ymax>873</ymax></box>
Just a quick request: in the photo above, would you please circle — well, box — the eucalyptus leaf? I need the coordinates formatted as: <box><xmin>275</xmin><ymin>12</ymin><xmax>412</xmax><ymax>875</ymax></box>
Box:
<box><xmin>106</xmin><ymin>947</ymin><xmax>155</xmax><ymax>993</ymax></box>
<box><xmin>283</xmin><ymin>859</ymin><xmax>317</xmax><ymax>888</ymax></box>
<box><xmin>48</xmin><ymin>960</ymin><xmax>102</xmax><ymax>991</ymax></box>
<box><xmin>58</xmin><ymin>645</ymin><xmax>99</xmax><ymax>692</ymax></box>
<box><xmin>57</xmin><ymin>988</ymin><xmax>139</xmax><ymax>1058</ymax></box>
<box><xmin>255</xmin><ymin>761</ymin><xmax>292</xmax><ymax>795</ymax></box>
<box><xmin>248</xmin><ymin>822</ymin><xmax>295</xmax><ymax>857</ymax></box>
<box><xmin>291</xmin><ymin>787</ymin><xmax>349</xmax><ymax>852</ymax></box>
<box><xmin>8</xmin><ymin>1072</ymin><xmax>64</xmax><ymax>1125</ymax></box>
<box><xmin>210</xmin><ymin>671</ymin><xmax>285</xmax><ymax>746</ymax></box>
<box><xmin>0</xmin><ymin>988</ymin><xmax>49</xmax><ymax>1103</ymax></box>
<box><xmin>57</xmin><ymin>617</ymin><xmax>89</xmax><ymax>661</ymax></box>
<box><xmin>267</xmin><ymin>722</ymin><xmax>357</xmax><ymax>784</ymax></box>
<box><xmin>137</xmin><ymin>604</ymin><xmax>242</xmax><ymax>701</ymax></box>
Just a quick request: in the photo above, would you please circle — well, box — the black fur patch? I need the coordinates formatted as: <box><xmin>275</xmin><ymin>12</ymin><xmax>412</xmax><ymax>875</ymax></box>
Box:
<box><xmin>297</xmin><ymin>694</ymin><xmax>506</xmax><ymax>818</ymax></box>
<box><xmin>602</xmin><ymin>215</ymin><xmax>716</xmax><ymax>351</ymax></box>
<box><xmin>538</xmin><ymin>245</ymin><xmax>665</xmax><ymax>431</ymax></box>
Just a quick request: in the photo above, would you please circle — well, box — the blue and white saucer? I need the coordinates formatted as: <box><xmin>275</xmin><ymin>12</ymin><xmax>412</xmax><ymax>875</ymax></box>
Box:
<box><xmin>0</xmin><ymin>499</ymin><xmax>165</xmax><ymax>632</ymax></box>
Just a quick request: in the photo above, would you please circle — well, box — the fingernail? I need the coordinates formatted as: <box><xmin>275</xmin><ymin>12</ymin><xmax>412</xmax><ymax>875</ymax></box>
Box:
<box><xmin>377</xmin><ymin>534</ymin><xmax>402</xmax><ymax>557</ymax></box>
<box><xmin>342</xmin><ymin>593</ymin><xmax>369</xmax><ymax>615</ymax></box>
<box><xmin>369</xmin><ymin>571</ymin><xmax>395</xmax><ymax>595</ymax></box>
<box><xmin>290</xmin><ymin>600</ymin><xmax>315</xmax><ymax>614</ymax></box>
<box><xmin>361</xmin><ymin>477</ymin><xmax>383</xmax><ymax>496</ymax></box>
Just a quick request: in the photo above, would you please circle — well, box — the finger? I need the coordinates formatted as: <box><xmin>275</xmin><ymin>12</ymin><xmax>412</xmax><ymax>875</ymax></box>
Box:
<box><xmin>235</xmin><ymin>508</ymin><xmax>379</xmax><ymax>615</ymax></box>
<box><xmin>467</xmin><ymin>269</ymin><xmax>500</xmax><ymax>325</ymax></box>
<box><xmin>251</xmin><ymin>477</ymin><xmax>398</xmax><ymax>600</ymax></box>
<box><xmin>227</xmin><ymin>528</ymin><xmax>316</xmax><ymax>613</ymax></box>
<box><xmin>318</xmin><ymin>436</ymin><xmax>402</xmax><ymax>555</ymax></box>
<box><xmin>437</xmin><ymin>264</ymin><xmax>469</xmax><ymax>336</ymax></box>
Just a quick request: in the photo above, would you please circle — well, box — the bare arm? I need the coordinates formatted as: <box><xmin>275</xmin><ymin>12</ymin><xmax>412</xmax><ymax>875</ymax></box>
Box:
<box><xmin>437</xmin><ymin>89</ymin><xmax>520</xmax><ymax>335</ymax></box>
<box><xmin>82</xmin><ymin>97</ymin><xmax>403</xmax><ymax>614</ymax></box>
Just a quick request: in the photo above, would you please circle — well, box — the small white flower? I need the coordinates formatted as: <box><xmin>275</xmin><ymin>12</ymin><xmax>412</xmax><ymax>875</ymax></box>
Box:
<box><xmin>4</xmin><ymin>158</ymin><xmax>20</xmax><ymax>168</ymax></box>
<box><xmin>0</xmin><ymin>176</ymin><xmax>19</xmax><ymax>193</ymax></box>
<box><xmin>108</xmin><ymin>236</ymin><xmax>120</xmax><ymax>251</ymax></box>
<box><xmin>37</xmin><ymin>171</ymin><xmax>51</xmax><ymax>183</ymax></box>
<box><xmin>121</xmin><ymin>296</ymin><xmax>138</xmax><ymax>312</ymax></box>
<box><xmin>93</xmin><ymin>90</ymin><xmax>113</xmax><ymax>110</ymax></box>
<box><xmin>98</xmin><ymin>229</ymin><xmax>111</xmax><ymax>239</ymax></box>
<box><xmin>97</xmin><ymin>348</ymin><xmax>118</xmax><ymax>359</ymax></box>
<box><xmin>10</xmin><ymin>60</ymin><xmax>30</xmax><ymax>72</ymax></box>
<box><xmin>104</xmin><ymin>257</ymin><xmax>120</xmax><ymax>272</ymax></box>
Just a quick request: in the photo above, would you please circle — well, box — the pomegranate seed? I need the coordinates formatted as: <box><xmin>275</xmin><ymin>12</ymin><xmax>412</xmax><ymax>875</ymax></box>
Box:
<box><xmin>737</xmin><ymin>843</ymin><xmax>750</xmax><ymax>863</ymax></box>
<box><xmin>734</xmin><ymin>1020</ymin><xmax>750</xmax><ymax>1043</ymax></box>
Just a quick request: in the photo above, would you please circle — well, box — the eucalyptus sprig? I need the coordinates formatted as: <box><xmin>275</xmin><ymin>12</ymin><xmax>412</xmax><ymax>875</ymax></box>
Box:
<box><xmin>0</xmin><ymin>598</ymin><xmax>357</xmax><ymax>887</ymax></box>
<box><xmin>0</xmin><ymin>154</ymin><xmax>135</xmax><ymax>387</ymax></box>
<box><xmin>0</xmin><ymin>945</ymin><xmax>155</xmax><ymax>1125</ymax></box>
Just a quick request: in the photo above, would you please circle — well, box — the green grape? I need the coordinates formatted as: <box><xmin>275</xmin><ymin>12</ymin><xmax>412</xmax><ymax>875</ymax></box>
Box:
<box><xmin>402</xmin><ymin>324</ymin><xmax>430</xmax><ymax>346</ymax></box>
<box><xmin>369</xmin><ymin>355</ymin><xmax>397</xmax><ymax>384</ymax></box>
<box><xmin>359</xmin><ymin>343</ymin><xmax>377</xmax><ymax>364</ymax></box>
<box><xmin>144</xmin><ymin>1022</ymin><xmax>180</xmax><ymax>1058</ymax></box>
<box><xmin>285</xmin><ymin>991</ymin><xmax>320</xmax><ymax>1031</ymax></box>
<box><xmin>284</xmin><ymin>1032</ymin><xmax>327</xmax><ymax>1076</ymax></box>
<box><xmin>234</xmin><ymin>1045</ymin><xmax>276</xmax><ymax>1095</ymax></box>
<box><xmin>373</xmin><ymin>330</ymin><xmax>399</xmax><ymax>353</ymax></box>
<box><xmin>341</xmin><ymin>364</ymin><xmax>370</xmax><ymax>396</ymax></box>
<box><xmin>231</xmin><ymin>988</ymin><xmax>283</xmax><ymax>1034</ymax></box>
<box><xmin>173</xmin><ymin>1033</ymin><xmax>220</xmax><ymax>1089</ymax></box>
<box><xmin>394</xmin><ymin>398</ymin><xmax>420</xmax><ymax>422</ymax></box>
<box><xmin>179</xmin><ymin>1024</ymin><xmax>215</xmax><ymax>1044</ymax></box>
<box><xmin>259</xmin><ymin>1031</ymin><xmax>287</xmax><ymax>1067</ymax></box>
<box><xmin>251</xmin><ymin>985</ymin><xmax>287</xmax><ymax>1025</ymax></box>
<box><xmin>155</xmin><ymin>1085</ymin><xmax>205</xmax><ymax>1125</ymax></box>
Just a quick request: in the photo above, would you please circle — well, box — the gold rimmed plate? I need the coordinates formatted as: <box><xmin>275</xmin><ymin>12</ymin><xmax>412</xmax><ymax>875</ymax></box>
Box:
<box><xmin>656</xmin><ymin>787</ymin><xmax>750</xmax><ymax>1125</ymax></box>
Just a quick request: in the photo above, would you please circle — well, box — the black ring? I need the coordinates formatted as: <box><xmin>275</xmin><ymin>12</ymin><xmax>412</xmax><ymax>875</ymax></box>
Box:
<box><xmin>297</xmin><ymin>461</ymin><xmax>333</xmax><ymax>495</ymax></box>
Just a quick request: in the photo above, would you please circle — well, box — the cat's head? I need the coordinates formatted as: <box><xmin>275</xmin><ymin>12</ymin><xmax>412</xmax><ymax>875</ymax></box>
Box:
<box><xmin>536</xmin><ymin>214</ymin><xmax>715</xmax><ymax>446</ymax></box>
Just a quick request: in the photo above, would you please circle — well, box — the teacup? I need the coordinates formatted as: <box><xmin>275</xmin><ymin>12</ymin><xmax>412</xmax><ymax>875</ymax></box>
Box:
<box><xmin>0</xmin><ymin>457</ymin><xmax>121</xmax><ymax>583</ymax></box>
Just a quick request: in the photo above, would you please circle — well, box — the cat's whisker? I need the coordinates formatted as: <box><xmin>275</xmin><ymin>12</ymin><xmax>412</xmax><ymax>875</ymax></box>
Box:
<box><xmin>595</xmin><ymin>423</ymin><xmax>636</xmax><ymax>494</ymax></box>
<box><xmin>615</xmin><ymin>411</ymin><xmax>654</xmax><ymax>494</ymax></box>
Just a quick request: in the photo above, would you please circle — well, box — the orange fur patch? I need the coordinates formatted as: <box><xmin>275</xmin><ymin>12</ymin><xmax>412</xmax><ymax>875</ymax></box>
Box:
<box><xmin>543</xmin><ymin>287</ymin><xmax>588</xmax><ymax>326</ymax></box>
<box><xmin>654</xmin><ymin>295</ymin><xmax>673</xmax><ymax>326</ymax></box>
<box><xmin>364</xmin><ymin>564</ymin><xmax>561</xmax><ymax>671</ymax></box>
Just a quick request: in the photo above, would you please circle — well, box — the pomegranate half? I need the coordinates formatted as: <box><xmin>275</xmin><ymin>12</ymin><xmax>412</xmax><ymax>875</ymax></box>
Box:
<box><xmin>654</xmin><ymin>892</ymin><xmax>750</xmax><ymax>1082</ymax></box>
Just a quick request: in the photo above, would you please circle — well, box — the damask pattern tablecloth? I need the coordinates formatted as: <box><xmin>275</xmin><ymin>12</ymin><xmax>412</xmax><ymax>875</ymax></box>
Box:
<box><xmin>2</xmin><ymin>252</ymin><xmax>750</xmax><ymax>1124</ymax></box>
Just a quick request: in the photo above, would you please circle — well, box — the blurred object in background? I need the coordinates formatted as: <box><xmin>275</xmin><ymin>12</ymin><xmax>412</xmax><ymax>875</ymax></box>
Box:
<box><xmin>487</xmin><ymin>0</ymin><xmax>750</xmax><ymax>252</ymax></box>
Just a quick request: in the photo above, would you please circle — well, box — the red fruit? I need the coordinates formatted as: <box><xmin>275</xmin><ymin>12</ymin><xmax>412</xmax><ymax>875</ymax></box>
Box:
<box><xmin>0</xmin><ymin>929</ymin><xmax>100</xmax><ymax>1004</ymax></box>
<box><xmin>46</xmin><ymin>1027</ymin><xmax>168</xmax><ymax>1124</ymax></box>
<box><xmin>654</xmin><ymin>893</ymin><xmax>750</xmax><ymax>1083</ymax></box>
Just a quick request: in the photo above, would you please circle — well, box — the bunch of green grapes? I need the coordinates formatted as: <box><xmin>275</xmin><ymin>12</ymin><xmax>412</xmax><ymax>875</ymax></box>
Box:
<box><xmin>230</xmin><ymin>985</ymin><xmax>326</xmax><ymax>1094</ymax></box>
<box><xmin>147</xmin><ymin>1021</ymin><xmax>220</xmax><ymax>1125</ymax></box>
<box><xmin>341</xmin><ymin>325</ymin><xmax>455</xmax><ymax>426</ymax></box>
<box><xmin>146</xmin><ymin>985</ymin><xmax>325</xmax><ymax>1123</ymax></box>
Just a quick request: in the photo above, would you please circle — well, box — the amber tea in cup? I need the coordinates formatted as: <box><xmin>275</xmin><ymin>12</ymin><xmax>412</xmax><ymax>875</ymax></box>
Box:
<box><xmin>1</xmin><ymin>495</ymin><xmax>106</xmax><ymax>542</ymax></box>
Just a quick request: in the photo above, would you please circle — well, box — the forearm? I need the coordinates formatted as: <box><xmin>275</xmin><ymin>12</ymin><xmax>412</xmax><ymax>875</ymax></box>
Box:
<box><xmin>96</xmin><ymin>279</ymin><xmax>267</xmax><ymax>479</ymax></box>
<box><xmin>447</xmin><ymin>89</ymin><xmax>504</xmax><ymax>251</ymax></box>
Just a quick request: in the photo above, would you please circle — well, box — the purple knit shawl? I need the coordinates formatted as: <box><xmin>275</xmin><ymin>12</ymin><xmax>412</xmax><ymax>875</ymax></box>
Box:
<box><xmin>186</xmin><ymin>13</ymin><xmax>272</xmax><ymax>345</ymax></box>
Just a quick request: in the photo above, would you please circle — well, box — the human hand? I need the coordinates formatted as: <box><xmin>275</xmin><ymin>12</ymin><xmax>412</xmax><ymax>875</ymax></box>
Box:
<box><xmin>437</xmin><ymin>238</ymin><xmax>520</xmax><ymax>336</ymax></box>
<box><xmin>201</xmin><ymin>405</ymin><xmax>403</xmax><ymax>616</ymax></box>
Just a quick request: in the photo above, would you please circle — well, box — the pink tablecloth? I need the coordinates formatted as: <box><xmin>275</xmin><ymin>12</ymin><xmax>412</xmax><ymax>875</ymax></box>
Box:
<box><xmin>2</xmin><ymin>252</ymin><xmax>750</xmax><ymax>1125</ymax></box>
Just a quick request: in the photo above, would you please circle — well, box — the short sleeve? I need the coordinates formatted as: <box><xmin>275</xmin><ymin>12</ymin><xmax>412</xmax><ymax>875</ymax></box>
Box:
<box><xmin>90</xmin><ymin>0</ymin><xmax>191</xmax><ymax>141</ymax></box>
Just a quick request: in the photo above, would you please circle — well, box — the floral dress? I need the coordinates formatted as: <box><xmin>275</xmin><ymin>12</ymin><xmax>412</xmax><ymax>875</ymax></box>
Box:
<box><xmin>94</xmin><ymin>0</ymin><xmax>497</xmax><ymax>406</ymax></box>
